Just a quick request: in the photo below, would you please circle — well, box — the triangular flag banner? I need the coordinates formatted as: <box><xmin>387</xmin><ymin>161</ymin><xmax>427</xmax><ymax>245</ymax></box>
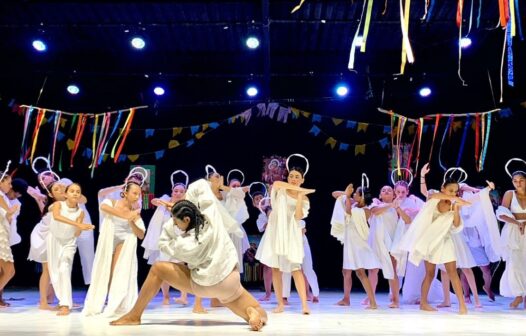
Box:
<box><xmin>452</xmin><ymin>121</ymin><xmax>463</xmax><ymax>132</ymax></box>
<box><xmin>118</xmin><ymin>154</ymin><xmax>127</xmax><ymax>163</ymax></box>
<box><xmin>191</xmin><ymin>125</ymin><xmax>200</xmax><ymax>135</ymax></box>
<box><xmin>325</xmin><ymin>137</ymin><xmax>337</xmax><ymax>149</ymax></box>
<box><xmin>83</xmin><ymin>148</ymin><xmax>92</xmax><ymax>159</ymax></box>
<box><xmin>291</xmin><ymin>108</ymin><xmax>300</xmax><ymax>119</ymax></box>
<box><xmin>383</xmin><ymin>125</ymin><xmax>390</xmax><ymax>134</ymax></box>
<box><xmin>339</xmin><ymin>143</ymin><xmax>349</xmax><ymax>151</ymax></box>
<box><xmin>172</xmin><ymin>127</ymin><xmax>183</xmax><ymax>137</ymax></box>
<box><xmin>202</xmin><ymin>124</ymin><xmax>209</xmax><ymax>131</ymax></box>
<box><xmin>332</xmin><ymin>118</ymin><xmax>344</xmax><ymax>126</ymax></box>
<box><xmin>128</xmin><ymin>154</ymin><xmax>139</xmax><ymax>162</ymax></box>
<box><xmin>301</xmin><ymin>111</ymin><xmax>311</xmax><ymax>118</ymax></box>
<box><xmin>347</xmin><ymin>121</ymin><xmax>357</xmax><ymax>129</ymax></box>
<box><xmin>309</xmin><ymin>125</ymin><xmax>321</xmax><ymax>136</ymax></box>
<box><xmin>357</xmin><ymin>123</ymin><xmax>369</xmax><ymax>132</ymax></box>
<box><xmin>312</xmin><ymin>114</ymin><xmax>322</xmax><ymax>123</ymax></box>
<box><xmin>355</xmin><ymin>144</ymin><xmax>366</xmax><ymax>155</ymax></box>
<box><xmin>228</xmin><ymin>116</ymin><xmax>236</xmax><ymax>124</ymax></box>
<box><xmin>195</xmin><ymin>132</ymin><xmax>205</xmax><ymax>139</ymax></box>
<box><xmin>407</xmin><ymin>124</ymin><xmax>416</xmax><ymax>135</ymax></box>
<box><xmin>186</xmin><ymin>139</ymin><xmax>195</xmax><ymax>147</ymax></box>
<box><xmin>379</xmin><ymin>137</ymin><xmax>389</xmax><ymax>148</ymax></box>
<box><xmin>57</xmin><ymin>131</ymin><xmax>65</xmax><ymax>141</ymax></box>
<box><xmin>60</xmin><ymin>118</ymin><xmax>67</xmax><ymax>128</ymax></box>
<box><xmin>103</xmin><ymin>154</ymin><xmax>109</xmax><ymax>162</ymax></box>
<box><xmin>66</xmin><ymin>139</ymin><xmax>75</xmax><ymax>150</ymax></box>
<box><xmin>40</xmin><ymin>117</ymin><xmax>48</xmax><ymax>125</ymax></box>
<box><xmin>500</xmin><ymin>108</ymin><xmax>512</xmax><ymax>118</ymax></box>
<box><xmin>423</xmin><ymin>125</ymin><xmax>429</xmax><ymax>133</ymax></box>
<box><xmin>209</xmin><ymin>122</ymin><xmax>220</xmax><ymax>129</ymax></box>
<box><xmin>145</xmin><ymin>129</ymin><xmax>155</xmax><ymax>138</ymax></box>
<box><xmin>155</xmin><ymin>150</ymin><xmax>165</xmax><ymax>159</ymax></box>
<box><xmin>168</xmin><ymin>140</ymin><xmax>180</xmax><ymax>149</ymax></box>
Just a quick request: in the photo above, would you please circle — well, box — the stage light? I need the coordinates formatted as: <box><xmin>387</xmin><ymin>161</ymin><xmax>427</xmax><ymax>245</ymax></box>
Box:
<box><xmin>419</xmin><ymin>87</ymin><xmax>432</xmax><ymax>97</ymax></box>
<box><xmin>131</xmin><ymin>37</ymin><xmax>146</xmax><ymax>49</ymax></box>
<box><xmin>246</xmin><ymin>86</ymin><xmax>258</xmax><ymax>97</ymax></box>
<box><xmin>246</xmin><ymin>37</ymin><xmax>260</xmax><ymax>49</ymax></box>
<box><xmin>32</xmin><ymin>40</ymin><xmax>47</xmax><ymax>52</ymax></box>
<box><xmin>153</xmin><ymin>86</ymin><xmax>165</xmax><ymax>96</ymax></box>
<box><xmin>335</xmin><ymin>85</ymin><xmax>349</xmax><ymax>97</ymax></box>
<box><xmin>67</xmin><ymin>85</ymin><xmax>79</xmax><ymax>95</ymax></box>
<box><xmin>460</xmin><ymin>37</ymin><xmax>472</xmax><ymax>48</ymax></box>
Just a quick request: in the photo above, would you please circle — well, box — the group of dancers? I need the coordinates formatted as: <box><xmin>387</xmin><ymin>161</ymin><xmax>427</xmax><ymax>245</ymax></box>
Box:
<box><xmin>0</xmin><ymin>153</ymin><xmax>525</xmax><ymax>331</ymax></box>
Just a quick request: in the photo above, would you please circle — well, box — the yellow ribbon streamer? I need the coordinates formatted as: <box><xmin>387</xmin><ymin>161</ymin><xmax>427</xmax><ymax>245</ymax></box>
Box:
<box><xmin>110</xmin><ymin>110</ymin><xmax>134</xmax><ymax>158</ymax></box>
<box><xmin>360</xmin><ymin>0</ymin><xmax>375</xmax><ymax>53</ymax></box>
<box><xmin>291</xmin><ymin>0</ymin><xmax>306</xmax><ymax>13</ymax></box>
<box><xmin>89</xmin><ymin>114</ymin><xmax>99</xmax><ymax>168</ymax></box>
<box><xmin>30</xmin><ymin>109</ymin><xmax>46</xmax><ymax>162</ymax></box>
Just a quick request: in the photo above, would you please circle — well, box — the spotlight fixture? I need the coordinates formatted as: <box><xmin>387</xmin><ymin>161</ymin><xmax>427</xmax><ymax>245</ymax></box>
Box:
<box><xmin>246</xmin><ymin>37</ymin><xmax>260</xmax><ymax>49</ymax></box>
<box><xmin>131</xmin><ymin>37</ymin><xmax>146</xmax><ymax>49</ymax></box>
<box><xmin>153</xmin><ymin>86</ymin><xmax>165</xmax><ymax>96</ymax></box>
<box><xmin>32</xmin><ymin>39</ymin><xmax>47</xmax><ymax>52</ymax></box>
<box><xmin>246</xmin><ymin>86</ymin><xmax>258</xmax><ymax>97</ymax></box>
<box><xmin>67</xmin><ymin>85</ymin><xmax>80</xmax><ymax>95</ymax></box>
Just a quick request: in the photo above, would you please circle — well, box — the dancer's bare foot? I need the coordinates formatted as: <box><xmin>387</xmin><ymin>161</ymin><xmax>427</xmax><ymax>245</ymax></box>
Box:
<box><xmin>482</xmin><ymin>285</ymin><xmax>495</xmax><ymax>301</ymax></box>
<box><xmin>192</xmin><ymin>304</ymin><xmax>208</xmax><ymax>314</ymax></box>
<box><xmin>38</xmin><ymin>303</ymin><xmax>56</xmax><ymax>310</ymax></box>
<box><xmin>459</xmin><ymin>305</ymin><xmax>468</xmax><ymax>315</ymax></box>
<box><xmin>282</xmin><ymin>298</ymin><xmax>289</xmax><ymax>306</ymax></box>
<box><xmin>272</xmin><ymin>304</ymin><xmax>284</xmax><ymax>313</ymax></box>
<box><xmin>365</xmin><ymin>304</ymin><xmax>378</xmax><ymax>310</ymax></box>
<box><xmin>437</xmin><ymin>302</ymin><xmax>451</xmax><ymax>308</ymax></box>
<box><xmin>336</xmin><ymin>298</ymin><xmax>350</xmax><ymax>306</ymax></box>
<box><xmin>174</xmin><ymin>297</ymin><xmax>188</xmax><ymax>305</ymax></box>
<box><xmin>162</xmin><ymin>297</ymin><xmax>170</xmax><ymax>305</ymax></box>
<box><xmin>312</xmin><ymin>296</ymin><xmax>319</xmax><ymax>303</ymax></box>
<box><xmin>110</xmin><ymin>314</ymin><xmax>141</xmax><ymax>326</ymax></box>
<box><xmin>388</xmin><ymin>302</ymin><xmax>400</xmax><ymax>308</ymax></box>
<box><xmin>475</xmin><ymin>302</ymin><xmax>483</xmax><ymax>308</ymax></box>
<box><xmin>0</xmin><ymin>299</ymin><xmax>10</xmax><ymax>307</ymax></box>
<box><xmin>258</xmin><ymin>294</ymin><xmax>271</xmax><ymax>302</ymax></box>
<box><xmin>510</xmin><ymin>296</ymin><xmax>523</xmax><ymax>309</ymax></box>
<box><xmin>56</xmin><ymin>306</ymin><xmax>70</xmax><ymax>316</ymax></box>
<box><xmin>464</xmin><ymin>296</ymin><xmax>472</xmax><ymax>304</ymax></box>
<box><xmin>302</xmin><ymin>305</ymin><xmax>311</xmax><ymax>315</ymax></box>
<box><xmin>247</xmin><ymin>307</ymin><xmax>264</xmax><ymax>331</ymax></box>
<box><xmin>420</xmin><ymin>303</ymin><xmax>438</xmax><ymax>312</ymax></box>
<box><xmin>361</xmin><ymin>297</ymin><xmax>369</xmax><ymax>305</ymax></box>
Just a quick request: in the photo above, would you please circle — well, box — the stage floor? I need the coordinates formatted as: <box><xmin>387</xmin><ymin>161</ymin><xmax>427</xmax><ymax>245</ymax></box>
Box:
<box><xmin>0</xmin><ymin>290</ymin><xmax>524</xmax><ymax>335</ymax></box>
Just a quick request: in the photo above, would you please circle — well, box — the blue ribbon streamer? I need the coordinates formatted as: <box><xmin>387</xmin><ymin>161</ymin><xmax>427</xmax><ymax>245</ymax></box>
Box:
<box><xmin>438</xmin><ymin>115</ymin><xmax>453</xmax><ymax>171</ymax></box>
<box><xmin>455</xmin><ymin>116</ymin><xmax>471</xmax><ymax>166</ymax></box>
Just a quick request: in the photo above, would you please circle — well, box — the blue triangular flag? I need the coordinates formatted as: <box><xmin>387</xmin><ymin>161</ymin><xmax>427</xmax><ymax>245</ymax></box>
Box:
<box><xmin>312</xmin><ymin>114</ymin><xmax>322</xmax><ymax>123</ymax></box>
<box><xmin>155</xmin><ymin>150</ymin><xmax>165</xmax><ymax>159</ymax></box>
<box><xmin>186</xmin><ymin>139</ymin><xmax>195</xmax><ymax>147</ymax></box>
<box><xmin>339</xmin><ymin>143</ymin><xmax>349</xmax><ymax>151</ymax></box>
<box><xmin>190</xmin><ymin>125</ymin><xmax>200</xmax><ymax>135</ymax></box>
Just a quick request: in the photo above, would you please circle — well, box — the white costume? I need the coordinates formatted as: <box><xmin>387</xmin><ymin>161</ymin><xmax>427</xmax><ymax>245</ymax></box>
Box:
<box><xmin>142</xmin><ymin>194</ymin><xmax>176</xmax><ymax>264</ymax></box>
<box><xmin>368</xmin><ymin>199</ymin><xmax>398</xmax><ymax>279</ymax></box>
<box><xmin>497</xmin><ymin>191</ymin><xmax>526</xmax><ymax>297</ymax></box>
<box><xmin>0</xmin><ymin>191</ymin><xmax>19</xmax><ymax>262</ymax></box>
<box><xmin>221</xmin><ymin>188</ymin><xmax>250</xmax><ymax>273</ymax></box>
<box><xmin>299</xmin><ymin>220</ymin><xmax>319</xmax><ymax>297</ymax></box>
<box><xmin>83</xmin><ymin>199</ymin><xmax>145</xmax><ymax>317</ymax></box>
<box><xmin>256</xmin><ymin>188</ymin><xmax>308</xmax><ymax>273</ymax></box>
<box><xmin>46</xmin><ymin>201</ymin><xmax>82</xmax><ymax>309</ymax></box>
<box><xmin>330</xmin><ymin>196</ymin><xmax>381</xmax><ymax>271</ymax></box>
<box><xmin>28</xmin><ymin>212</ymin><xmax>52</xmax><ymax>262</ymax></box>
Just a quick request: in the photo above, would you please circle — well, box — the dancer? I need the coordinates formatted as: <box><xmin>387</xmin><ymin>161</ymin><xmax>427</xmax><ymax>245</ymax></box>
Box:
<box><xmin>330</xmin><ymin>175</ymin><xmax>380</xmax><ymax>309</ymax></box>
<box><xmin>110</xmin><ymin>180</ymin><xmax>267</xmax><ymax>331</ymax></box>
<box><xmin>496</xmin><ymin>158</ymin><xmax>526</xmax><ymax>309</ymax></box>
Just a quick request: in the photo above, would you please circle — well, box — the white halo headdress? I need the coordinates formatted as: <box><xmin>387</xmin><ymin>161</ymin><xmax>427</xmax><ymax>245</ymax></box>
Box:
<box><xmin>38</xmin><ymin>169</ymin><xmax>61</xmax><ymax>191</ymax></box>
<box><xmin>227</xmin><ymin>169</ymin><xmax>245</xmax><ymax>185</ymax></box>
<box><xmin>257</xmin><ymin>196</ymin><xmax>271</xmax><ymax>215</ymax></box>
<box><xmin>390</xmin><ymin>168</ymin><xmax>414</xmax><ymax>187</ymax></box>
<box><xmin>504</xmin><ymin>158</ymin><xmax>526</xmax><ymax>178</ymax></box>
<box><xmin>205</xmin><ymin>164</ymin><xmax>218</xmax><ymax>178</ymax></box>
<box><xmin>248</xmin><ymin>182</ymin><xmax>268</xmax><ymax>201</ymax></box>
<box><xmin>0</xmin><ymin>160</ymin><xmax>12</xmax><ymax>182</ymax></box>
<box><xmin>361</xmin><ymin>173</ymin><xmax>370</xmax><ymax>192</ymax></box>
<box><xmin>286</xmin><ymin>153</ymin><xmax>310</xmax><ymax>176</ymax></box>
<box><xmin>267</xmin><ymin>159</ymin><xmax>281</xmax><ymax>170</ymax></box>
<box><xmin>171</xmin><ymin>170</ymin><xmax>189</xmax><ymax>189</ymax></box>
<box><xmin>126</xmin><ymin>166</ymin><xmax>148</xmax><ymax>187</ymax></box>
<box><xmin>443</xmin><ymin>167</ymin><xmax>468</xmax><ymax>186</ymax></box>
<box><xmin>31</xmin><ymin>156</ymin><xmax>52</xmax><ymax>174</ymax></box>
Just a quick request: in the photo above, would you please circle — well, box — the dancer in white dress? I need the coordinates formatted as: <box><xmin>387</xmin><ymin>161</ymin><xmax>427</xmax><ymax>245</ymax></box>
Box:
<box><xmin>110</xmin><ymin>182</ymin><xmax>268</xmax><ymax>331</ymax></box>
<box><xmin>392</xmin><ymin>173</ymin><xmax>470</xmax><ymax>314</ymax></box>
<box><xmin>496</xmin><ymin>158</ymin><xmax>526</xmax><ymax>309</ymax></box>
<box><xmin>330</xmin><ymin>178</ymin><xmax>380</xmax><ymax>309</ymax></box>
<box><xmin>47</xmin><ymin>183</ymin><xmax>94</xmax><ymax>315</ymax></box>
<box><xmin>83</xmin><ymin>179</ymin><xmax>145</xmax><ymax>317</ymax></box>
<box><xmin>256</xmin><ymin>154</ymin><xmax>314</xmax><ymax>314</ymax></box>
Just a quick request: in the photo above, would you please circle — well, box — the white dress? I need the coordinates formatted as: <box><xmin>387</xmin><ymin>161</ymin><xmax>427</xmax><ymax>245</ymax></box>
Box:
<box><xmin>0</xmin><ymin>191</ymin><xmax>15</xmax><ymax>262</ymax></box>
<box><xmin>256</xmin><ymin>189</ymin><xmax>308</xmax><ymax>273</ymax></box>
<box><xmin>497</xmin><ymin>192</ymin><xmax>526</xmax><ymax>297</ymax></box>
<box><xmin>141</xmin><ymin>195</ymin><xmax>177</xmax><ymax>264</ymax></box>
<box><xmin>221</xmin><ymin>188</ymin><xmax>250</xmax><ymax>274</ymax></box>
<box><xmin>368</xmin><ymin>200</ymin><xmax>398</xmax><ymax>279</ymax></box>
<box><xmin>330</xmin><ymin>196</ymin><xmax>381</xmax><ymax>271</ymax></box>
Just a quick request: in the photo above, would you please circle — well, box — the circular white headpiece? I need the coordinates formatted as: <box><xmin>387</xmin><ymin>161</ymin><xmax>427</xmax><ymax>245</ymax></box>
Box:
<box><xmin>38</xmin><ymin>169</ymin><xmax>61</xmax><ymax>191</ymax></box>
<box><xmin>390</xmin><ymin>168</ymin><xmax>414</xmax><ymax>187</ymax></box>
<box><xmin>171</xmin><ymin>170</ymin><xmax>189</xmax><ymax>189</ymax></box>
<box><xmin>227</xmin><ymin>169</ymin><xmax>245</xmax><ymax>185</ymax></box>
<box><xmin>31</xmin><ymin>156</ymin><xmax>51</xmax><ymax>174</ymax></box>
<box><xmin>248</xmin><ymin>182</ymin><xmax>268</xmax><ymax>201</ymax></box>
<box><xmin>286</xmin><ymin>153</ymin><xmax>310</xmax><ymax>176</ymax></box>
<box><xmin>0</xmin><ymin>160</ymin><xmax>12</xmax><ymax>182</ymax></box>
<box><xmin>361</xmin><ymin>173</ymin><xmax>370</xmax><ymax>192</ymax></box>
<box><xmin>205</xmin><ymin>164</ymin><xmax>217</xmax><ymax>178</ymax></box>
<box><xmin>443</xmin><ymin>167</ymin><xmax>468</xmax><ymax>185</ymax></box>
<box><xmin>267</xmin><ymin>159</ymin><xmax>281</xmax><ymax>170</ymax></box>
<box><xmin>505</xmin><ymin>158</ymin><xmax>526</xmax><ymax>178</ymax></box>
<box><xmin>126</xmin><ymin>166</ymin><xmax>148</xmax><ymax>187</ymax></box>
<box><xmin>257</xmin><ymin>196</ymin><xmax>271</xmax><ymax>215</ymax></box>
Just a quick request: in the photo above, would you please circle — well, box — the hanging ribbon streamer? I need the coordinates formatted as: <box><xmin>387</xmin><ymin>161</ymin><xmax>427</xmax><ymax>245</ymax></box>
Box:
<box><xmin>88</xmin><ymin>114</ymin><xmax>99</xmax><ymax>176</ymax></box>
<box><xmin>499</xmin><ymin>24</ymin><xmax>508</xmax><ymax>102</ymax></box>
<box><xmin>478</xmin><ymin>113</ymin><xmax>486</xmax><ymax>172</ymax></box>
<box><xmin>382</xmin><ymin>0</ymin><xmax>389</xmax><ymax>15</ymax></box>
<box><xmin>455</xmin><ymin>115</ymin><xmax>471</xmax><ymax>166</ymax></box>
<box><xmin>427</xmin><ymin>115</ymin><xmax>441</xmax><ymax>162</ymax></box>
<box><xmin>406</xmin><ymin>118</ymin><xmax>419</xmax><ymax>172</ymax></box>
<box><xmin>476</xmin><ymin>0</ymin><xmax>482</xmax><ymax>28</ymax></box>
<box><xmin>498</xmin><ymin>0</ymin><xmax>510</xmax><ymax>28</ymax></box>
<box><xmin>50</xmin><ymin>111</ymin><xmax>62</xmax><ymax>167</ymax></box>
<box><xmin>360</xmin><ymin>0</ymin><xmax>375</xmax><ymax>53</ymax></box>
<box><xmin>112</xmin><ymin>108</ymin><xmax>136</xmax><ymax>163</ymax></box>
<box><xmin>421</xmin><ymin>0</ymin><xmax>430</xmax><ymax>20</ymax></box>
<box><xmin>395</xmin><ymin>116</ymin><xmax>407</xmax><ymax>173</ymax></box>
<box><xmin>507</xmin><ymin>20</ymin><xmax>514</xmax><ymax>86</ymax></box>
<box><xmin>99</xmin><ymin>111</ymin><xmax>122</xmax><ymax>165</ymax></box>
<box><xmin>110</xmin><ymin>110</ymin><xmax>133</xmax><ymax>159</ymax></box>
<box><xmin>95</xmin><ymin>113</ymin><xmax>112</xmax><ymax>167</ymax></box>
<box><xmin>426</xmin><ymin>0</ymin><xmax>436</xmax><ymax>23</ymax></box>
<box><xmin>474</xmin><ymin>113</ymin><xmax>481</xmax><ymax>170</ymax></box>
<box><xmin>438</xmin><ymin>115</ymin><xmax>454</xmax><ymax>171</ymax></box>
<box><xmin>59</xmin><ymin>114</ymin><xmax>78</xmax><ymax>172</ymax></box>
<box><xmin>19</xmin><ymin>106</ymin><xmax>34</xmax><ymax>163</ymax></box>
<box><xmin>399</xmin><ymin>0</ymin><xmax>415</xmax><ymax>74</ymax></box>
<box><xmin>348</xmin><ymin>0</ymin><xmax>368</xmax><ymax>70</ymax></box>
<box><xmin>29</xmin><ymin>109</ymin><xmax>46</xmax><ymax>163</ymax></box>
<box><xmin>514</xmin><ymin>0</ymin><xmax>524</xmax><ymax>40</ymax></box>
<box><xmin>390</xmin><ymin>114</ymin><xmax>397</xmax><ymax>171</ymax></box>
<box><xmin>70</xmin><ymin>114</ymin><xmax>88</xmax><ymax>167</ymax></box>
<box><xmin>479</xmin><ymin>114</ymin><xmax>492</xmax><ymax>171</ymax></box>
<box><xmin>457</xmin><ymin>0</ymin><xmax>467</xmax><ymax>85</ymax></box>
<box><xmin>466</xmin><ymin>0</ymin><xmax>474</xmax><ymax>35</ymax></box>
<box><xmin>414</xmin><ymin>118</ymin><xmax>424</xmax><ymax>175</ymax></box>
<box><xmin>290</xmin><ymin>0</ymin><xmax>306</xmax><ymax>13</ymax></box>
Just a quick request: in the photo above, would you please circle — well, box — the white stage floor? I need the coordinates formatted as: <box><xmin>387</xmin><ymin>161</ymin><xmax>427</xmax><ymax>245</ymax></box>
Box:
<box><xmin>0</xmin><ymin>290</ymin><xmax>525</xmax><ymax>335</ymax></box>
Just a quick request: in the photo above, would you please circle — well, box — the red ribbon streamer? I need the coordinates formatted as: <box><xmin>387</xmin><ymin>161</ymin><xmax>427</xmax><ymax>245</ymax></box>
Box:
<box><xmin>113</xmin><ymin>108</ymin><xmax>136</xmax><ymax>163</ymax></box>
<box><xmin>70</xmin><ymin>114</ymin><xmax>88</xmax><ymax>167</ymax></box>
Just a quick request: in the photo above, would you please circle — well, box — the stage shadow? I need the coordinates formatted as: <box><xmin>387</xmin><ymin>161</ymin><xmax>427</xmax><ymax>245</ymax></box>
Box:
<box><xmin>142</xmin><ymin>319</ymin><xmax>246</xmax><ymax>327</ymax></box>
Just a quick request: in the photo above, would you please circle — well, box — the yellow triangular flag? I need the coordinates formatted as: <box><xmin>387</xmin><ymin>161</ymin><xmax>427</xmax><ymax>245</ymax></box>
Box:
<box><xmin>168</xmin><ymin>140</ymin><xmax>180</xmax><ymax>149</ymax></box>
<box><xmin>291</xmin><ymin>107</ymin><xmax>300</xmax><ymax>118</ymax></box>
<box><xmin>40</xmin><ymin>117</ymin><xmax>48</xmax><ymax>125</ymax></box>
<box><xmin>66</xmin><ymin>139</ymin><xmax>75</xmax><ymax>150</ymax></box>
<box><xmin>60</xmin><ymin>118</ymin><xmax>67</xmax><ymax>128</ymax></box>
<box><xmin>301</xmin><ymin>111</ymin><xmax>312</xmax><ymax>118</ymax></box>
<box><xmin>357</xmin><ymin>123</ymin><xmax>369</xmax><ymax>132</ymax></box>
<box><xmin>202</xmin><ymin>124</ymin><xmax>209</xmax><ymax>131</ymax></box>
<box><xmin>355</xmin><ymin>144</ymin><xmax>366</xmax><ymax>155</ymax></box>
<box><xmin>172</xmin><ymin>127</ymin><xmax>182</xmax><ymax>137</ymax></box>
<box><xmin>407</xmin><ymin>124</ymin><xmax>416</xmax><ymax>135</ymax></box>
<box><xmin>332</xmin><ymin>118</ymin><xmax>344</xmax><ymax>126</ymax></box>
<box><xmin>103</xmin><ymin>154</ymin><xmax>109</xmax><ymax>162</ymax></box>
<box><xmin>453</xmin><ymin>121</ymin><xmax>463</xmax><ymax>132</ymax></box>
<box><xmin>325</xmin><ymin>137</ymin><xmax>337</xmax><ymax>149</ymax></box>
<box><xmin>128</xmin><ymin>154</ymin><xmax>139</xmax><ymax>162</ymax></box>
<box><xmin>195</xmin><ymin>132</ymin><xmax>205</xmax><ymax>140</ymax></box>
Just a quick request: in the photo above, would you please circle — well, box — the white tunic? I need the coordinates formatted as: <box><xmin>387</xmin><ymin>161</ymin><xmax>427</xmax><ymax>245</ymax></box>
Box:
<box><xmin>142</xmin><ymin>194</ymin><xmax>173</xmax><ymax>264</ymax></box>
<box><xmin>221</xmin><ymin>188</ymin><xmax>250</xmax><ymax>273</ymax></box>
<box><xmin>0</xmin><ymin>191</ymin><xmax>16</xmax><ymax>262</ymax></box>
<box><xmin>368</xmin><ymin>200</ymin><xmax>398</xmax><ymax>279</ymax></box>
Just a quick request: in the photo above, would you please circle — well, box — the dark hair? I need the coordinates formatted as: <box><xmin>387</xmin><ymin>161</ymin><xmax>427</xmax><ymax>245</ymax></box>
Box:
<box><xmin>288</xmin><ymin>166</ymin><xmax>304</xmax><ymax>177</ymax></box>
<box><xmin>512</xmin><ymin>171</ymin><xmax>526</xmax><ymax>179</ymax></box>
<box><xmin>442</xmin><ymin>177</ymin><xmax>459</xmax><ymax>189</ymax></box>
<box><xmin>65</xmin><ymin>182</ymin><xmax>82</xmax><ymax>193</ymax></box>
<box><xmin>172</xmin><ymin>182</ymin><xmax>187</xmax><ymax>190</ymax></box>
<box><xmin>394</xmin><ymin>180</ymin><xmax>409</xmax><ymax>190</ymax></box>
<box><xmin>11</xmin><ymin>178</ymin><xmax>28</xmax><ymax>194</ymax></box>
<box><xmin>171</xmin><ymin>200</ymin><xmax>206</xmax><ymax>240</ymax></box>
<box><xmin>43</xmin><ymin>182</ymin><xmax>59</xmax><ymax>214</ymax></box>
<box><xmin>120</xmin><ymin>181</ymin><xmax>141</xmax><ymax>198</ymax></box>
<box><xmin>357</xmin><ymin>186</ymin><xmax>372</xmax><ymax>206</ymax></box>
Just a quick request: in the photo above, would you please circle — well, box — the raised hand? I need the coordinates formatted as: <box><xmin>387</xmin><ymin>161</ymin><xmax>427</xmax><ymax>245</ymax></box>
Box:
<box><xmin>486</xmin><ymin>180</ymin><xmax>495</xmax><ymax>190</ymax></box>
<box><xmin>344</xmin><ymin>183</ymin><xmax>354</xmax><ymax>197</ymax></box>
<box><xmin>421</xmin><ymin>163</ymin><xmax>430</xmax><ymax>177</ymax></box>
